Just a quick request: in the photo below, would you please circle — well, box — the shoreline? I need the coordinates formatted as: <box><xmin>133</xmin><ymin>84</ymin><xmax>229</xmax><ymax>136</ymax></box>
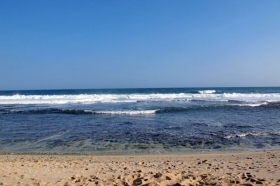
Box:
<box><xmin>1</xmin><ymin>150</ymin><xmax>279</xmax><ymax>185</ymax></box>
<box><xmin>2</xmin><ymin>146</ymin><xmax>279</xmax><ymax>156</ymax></box>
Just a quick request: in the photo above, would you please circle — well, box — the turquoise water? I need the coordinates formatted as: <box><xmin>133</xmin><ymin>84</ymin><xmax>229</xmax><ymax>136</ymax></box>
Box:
<box><xmin>0</xmin><ymin>87</ymin><xmax>280</xmax><ymax>154</ymax></box>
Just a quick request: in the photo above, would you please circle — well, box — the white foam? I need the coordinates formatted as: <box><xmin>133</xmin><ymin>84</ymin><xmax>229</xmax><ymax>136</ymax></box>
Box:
<box><xmin>224</xmin><ymin>132</ymin><xmax>268</xmax><ymax>139</ymax></box>
<box><xmin>94</xmin><ymin>110</ymin><xmax>157</xmax><ymax>115</ymax></box>
<box><xmin>0</xmin><ymin>93</ymin><xmax>280</xmax><ymax>105</ymax></box>
<box><xmin>198</xmin><ymin>90</ymin><xmax>216</xmax><ymax>94</ymax></box>
<box><xmin>235</xmin><ymin>102</ymin><xmax>268</xmax><ymax>107</ymax></box>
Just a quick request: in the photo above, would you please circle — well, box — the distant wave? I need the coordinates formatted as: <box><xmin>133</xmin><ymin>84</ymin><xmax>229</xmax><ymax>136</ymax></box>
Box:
<box><xmin>198</xmin><ymin>90</ymin><xmax>216</xmax><ymax>94</ymax></box>
<box><xmin>259</xmin><ymin>102</ymin><xmax>280</xmax><ymax>108</ymax></box>
<box><xmin>155</xmin><ymin>102</ymin><xmax>279</xmax><ymax>114</ymax></box>
<box><xmin>0</xmin><ymin>108</ymin><xmax>157</xmax><ymax>115</ymax></box>
<box><xmin>0</xmin><ymin>106</ymin><xmax>231</xmax><ymax>115</ymax></box>
<box><xmin>234</xmin><ymin>102</ymin><xmax>268</xmax><ymax>107</ymax></box>
<box><xmin>155</xmin><ymin>107</ymin><xmax>206</xmax><ymax>113</ymax></box>
<box><xmin>155</xmin><ymin>105</ymin><xmax>240</xmax><ymax>114</ymax></box>
<box><xmin>1</xmin><ymin>92</ymin><xmax>280</xmax><ymax>105</ymax></box>
<box><xmin>1</xmin><ymin>102</ymin><xmax>279</xmax><ymax>115</ymax></box>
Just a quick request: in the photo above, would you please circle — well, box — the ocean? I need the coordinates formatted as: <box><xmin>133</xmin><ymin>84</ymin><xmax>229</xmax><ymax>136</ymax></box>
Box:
<box><xmin>0</xmin><ymin>87</ymin><xmax>280</xmax><ymax>155</ymax></box>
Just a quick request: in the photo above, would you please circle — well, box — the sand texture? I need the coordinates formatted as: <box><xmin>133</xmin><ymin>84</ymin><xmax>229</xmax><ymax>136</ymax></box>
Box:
<box><xmin>0</xmin><ymin>150</ymin><xmax>280</xmax><ymax>186</ymax></box>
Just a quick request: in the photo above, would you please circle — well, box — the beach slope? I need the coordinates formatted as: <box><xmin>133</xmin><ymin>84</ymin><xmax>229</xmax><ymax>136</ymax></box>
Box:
<box><xmin>0</xmin><ymin>150</ymin><xmax>280</xmax><ymax>185</ymax></box>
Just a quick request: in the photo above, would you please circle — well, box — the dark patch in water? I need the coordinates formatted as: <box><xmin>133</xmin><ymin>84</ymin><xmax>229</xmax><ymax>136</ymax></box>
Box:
<box><xmin>228</xmin><ymin>100</ymin><xmax>244</xmax><ymax>103</ymax></box>
<box><xmin>261</xmin><ymin>102</ymin><xmax>280</xmax><ymax>108</ymax></box>
<box><xmin>224</xmin><ymin>124</ymin><xmax>253</xmax><ymax>129</ymax></box>
<box><xmin>163</xmin><ymin>126</ymin><xmax>183</xmax><ymax>130</ymax></box>
<box><xmin>121</xmin><ymin>121</ymin><xmax>133</xmax><ymax>125</ymax></box>
<box><xmin>192</xmin><ymin>123</ymin><xmax>208</xmax><ymax>127</ymax></box>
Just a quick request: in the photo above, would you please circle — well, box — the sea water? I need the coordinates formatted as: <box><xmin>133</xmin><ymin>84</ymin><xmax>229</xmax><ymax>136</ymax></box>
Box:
<box><xmin>0</xmin><ymin>87</ymin><xmax>280</xmax><ymax>154</ymax></box>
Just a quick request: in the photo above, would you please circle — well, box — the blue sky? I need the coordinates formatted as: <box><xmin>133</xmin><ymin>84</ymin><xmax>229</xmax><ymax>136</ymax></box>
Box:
<box><xmin>0</xmin><ymin>0</ymin><xmax>279</xmax><ymax>90</ymax></box>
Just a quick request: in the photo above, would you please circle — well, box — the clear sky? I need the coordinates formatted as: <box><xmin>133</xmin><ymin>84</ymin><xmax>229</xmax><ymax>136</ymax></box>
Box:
<box><xmin>0</xmin><ymin>0</ymin><xmax>279</xmax><ymax>90</ymax></box>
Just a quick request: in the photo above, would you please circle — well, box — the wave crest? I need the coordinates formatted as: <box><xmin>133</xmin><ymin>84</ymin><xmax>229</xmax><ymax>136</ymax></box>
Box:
<box><xmin>1</xmin><ymin>92</ymin><xmax>280</xmax><ymax>105</ymax></box>
<box><xmin>198</xmin><ymin>90</ymin><xmax>216</xmax><ymax>94</ymax></box>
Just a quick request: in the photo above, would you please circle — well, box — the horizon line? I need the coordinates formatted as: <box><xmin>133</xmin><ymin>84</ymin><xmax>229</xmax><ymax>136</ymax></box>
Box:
<box><xmin>1</xmin><ymin>86</ymin><xmax>280</xmax><ymax>92</ymax></box>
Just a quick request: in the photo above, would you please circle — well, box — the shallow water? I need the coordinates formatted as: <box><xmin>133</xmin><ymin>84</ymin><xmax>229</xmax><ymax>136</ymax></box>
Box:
<box><xmin>1</xmin><ymin>87</ymin><xmax>280</xmax><ymax>154</ymax></box>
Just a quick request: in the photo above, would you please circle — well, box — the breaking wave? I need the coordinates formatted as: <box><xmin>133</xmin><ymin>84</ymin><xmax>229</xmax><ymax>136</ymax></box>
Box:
<box><xmin>92</xmin><ymin>110</ymin><xmax>157</xmax><ymax>115</ymax></box>
<box><xmin>1</xmin><ymin>92</ymin><xmax>280</xmax><ymax>105</ymax></box>
<box><xmin>198</xmin><ymin>90</ymin><xmax>216</xmax><ymax>94</ymax></box>
<box><xmin>1</xmin><ymin>102</ymin><xmax>279</xmax><ymax>115</ymax></box>
<box><xmin>0</xmin><ymin>108</ymin><xmax>157</xmax><ymax>115</ymax></box>
<box><xmin>224</xmin><ymin>131</ymin><xmax>280</xmax><ymax>139</ymax></box>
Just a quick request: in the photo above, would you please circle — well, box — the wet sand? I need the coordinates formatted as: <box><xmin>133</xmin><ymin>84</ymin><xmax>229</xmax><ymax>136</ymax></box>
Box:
<box><xmin>0</xmin><ymin>150</ymin><xmax>280</xmax><ymax>186</ymax></box>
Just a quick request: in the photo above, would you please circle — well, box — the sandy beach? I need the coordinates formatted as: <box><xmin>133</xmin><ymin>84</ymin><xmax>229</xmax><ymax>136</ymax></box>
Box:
<box><xmin>0</xmin><ymin>150</ymin><xmax>279</xmax><ymax>186</ymax></box>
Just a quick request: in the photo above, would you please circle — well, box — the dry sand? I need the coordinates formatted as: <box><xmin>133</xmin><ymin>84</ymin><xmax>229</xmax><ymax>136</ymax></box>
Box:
<box><xmin>0</xmin><ymin>150</ymin><xmax>280</xmax><ymax>186</ymax></box>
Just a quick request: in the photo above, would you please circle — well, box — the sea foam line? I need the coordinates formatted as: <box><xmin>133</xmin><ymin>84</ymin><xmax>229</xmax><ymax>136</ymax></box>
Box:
<box><xmin>1</xmin><ymin>93</ymin><xmax>280</xmax><ymax>104</ymax></box>
<box><xmin>198</xmin><ymin>90</ymin><xmax>216</xmax><ymax>94</ymax></box>
<box><xmin>223</xmin><ymin>131</ymin><xmax>280</xmax><ymax>139</ymax></box>
<box><xmin>90</xmin><ymin>110</ymin><xmax>157</xmax><ymax>115</ymax></box>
